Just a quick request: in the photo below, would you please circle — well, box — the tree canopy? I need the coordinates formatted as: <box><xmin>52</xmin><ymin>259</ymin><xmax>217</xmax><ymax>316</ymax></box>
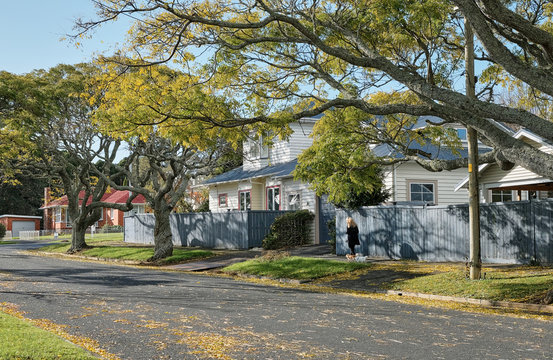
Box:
<box><xmin>74</xmin><ymin>0</ymin><xmax>553</xmax><ymax>181</ymax></box>
<box><xmin>0</xmin><ymin>64</ymin><xmax>134</xmax><ymax>252</ymax></box>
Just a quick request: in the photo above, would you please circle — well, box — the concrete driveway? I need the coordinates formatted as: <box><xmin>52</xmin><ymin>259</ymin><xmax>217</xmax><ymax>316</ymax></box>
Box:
<box><xmin>1</xmin><ymin>241</ymin><xmax>552</xmax><ymax>359</ymax></box>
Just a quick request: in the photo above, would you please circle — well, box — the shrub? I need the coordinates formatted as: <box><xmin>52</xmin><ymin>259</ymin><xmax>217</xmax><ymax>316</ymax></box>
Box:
<box><xmin>262</xmin><ymin>210</ymin><xmax>315</xmax><ymax>250</ymax></box>
<box><xmin>0</xmin><ymin>223</ymin><xmax>5</xmax><ymax>239</ymax></box>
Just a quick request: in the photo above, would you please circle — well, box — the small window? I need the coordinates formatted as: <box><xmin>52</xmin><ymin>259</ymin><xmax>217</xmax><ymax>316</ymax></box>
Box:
<box><xmin>409</xmin><ymin>182</ymin><xmax>435</xmax><ymax>203</ymax></box>
<box><xmin>248</xmin><ymin>135</ymin><xmax>269</xmax><ymax>160</ymax></box>
<box><xmin>491</xmin><ymin>190</ymin><xmax>512</xmax><ymax>202</ymax></box>
<box><xmin>219</xmin><ymin>193</ymin><xmax>228</xmax><ymax>208</ymax></box>
<box><xmin>55</xmin><ymin>208</ymin><xmax>62</xmax><ymax>223</ymax></box>
<box><xmin>267</xmin><ymin>186</ymin><xmax>280</xmax><ymax>210</ymax></box>
<box><xmin>288</xmin><ymin>193</ymin><xmax>301</xmax><ymax>210</ymax></box>
<box><xmin>239</xmin><ymin>191</ymin><xmax>251</xmax><ymax>210</ymax></box>
<box><xmin>456</xmin><ymin>128</ymin><xmax>467</xmax><ymax>140</ymax></box>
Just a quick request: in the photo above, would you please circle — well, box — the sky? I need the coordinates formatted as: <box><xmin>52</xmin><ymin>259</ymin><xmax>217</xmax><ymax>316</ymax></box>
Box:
<box><xmin>0</xmin><ymin>0</ymin><xmax>130</xmax><ymax>74</ymax></box>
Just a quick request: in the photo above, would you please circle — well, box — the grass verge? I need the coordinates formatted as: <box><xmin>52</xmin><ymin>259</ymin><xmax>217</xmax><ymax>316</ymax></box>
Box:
<box><xmin>0</xmin><ymin>311</ymin><xmax>98</xmax><ymax>360</ymax></box>
<box><xmin>376</xmin><ymin>263</ymin><xmax>553</xmax><ymax>303</ymax></box>
<box><xmin>37</xmin><ymin>242</ymin><xmax>213</xmax><ymax>266</ymax></box>
<box><xmin>222</xmin><ymin>256</ymin><xmax>372</xmax><ymax>281</ymax></box>
<box><xmin>0</xmin><ymin>241</ymin><xmax>16</xmax><ymax>245</ymax></box>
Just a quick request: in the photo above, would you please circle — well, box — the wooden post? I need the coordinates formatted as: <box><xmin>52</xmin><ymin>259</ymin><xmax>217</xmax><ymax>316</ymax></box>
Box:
<box><xmin>465</xmin><ymin>18</ymin><xmax>481</xmax><ymax>280</ymax></box>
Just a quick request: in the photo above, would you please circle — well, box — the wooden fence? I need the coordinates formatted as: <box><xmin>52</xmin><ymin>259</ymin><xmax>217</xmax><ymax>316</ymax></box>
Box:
<box><xmin>336</xmin><ymin>200</ymin><xmax>553</xmax><ymax>264</ymax></box>
<box><xmin>124</xmin><ymin>211</ymin><xmax>290</xmax><ymax>250</ymax></box>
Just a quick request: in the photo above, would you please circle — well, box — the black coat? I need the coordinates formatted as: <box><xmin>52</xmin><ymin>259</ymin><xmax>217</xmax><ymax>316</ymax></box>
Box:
<box><xmin>346</xmin><ymin>225</ymin><xmax>360</xmax><ymax>247</ymax></box>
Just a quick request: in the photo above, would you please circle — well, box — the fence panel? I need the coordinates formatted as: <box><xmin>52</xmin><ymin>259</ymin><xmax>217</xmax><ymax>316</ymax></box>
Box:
<box><xmin>533</xmin><ymin>200</ymin><xmax>553</xmax><ymax>264</ymax></box>
<box><xmin>337</xmin><ymin>200</ymin><xmax>553</xmax><ymax>264</ymax></box>
<box><xmin>248</xmin><ymin>211</ymin><xmax>290</xmax><ymax>248</ymax></box>
<box><xmin>125</xmin><ymin>211</ymin><xmax>287</xmax><ymax>250</ymax></box>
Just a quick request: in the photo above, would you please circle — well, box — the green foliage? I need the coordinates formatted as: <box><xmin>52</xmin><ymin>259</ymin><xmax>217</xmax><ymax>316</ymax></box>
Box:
<box><xmin>0</xmin><ymin>175</ymin><xmax>46</xmax><ymax>216</ymax></box>
<box><xmin>295</xmin><ymin>108</ymin><xmax>392</xmax><ymax>206</ymax></box>
<box><xmin>262</xmin><ymin>210</ymin><xmax>315</xmax><ymax>250</ymax></box>
<box><xmin>0</xmin><ymin>223</ymin><xmax>6</xmax><ymax>239</ymax></box>
<box><xmin>332</xmin><ymin>188</ymin><xmax>391</xmax><ymax>209</ymax></box>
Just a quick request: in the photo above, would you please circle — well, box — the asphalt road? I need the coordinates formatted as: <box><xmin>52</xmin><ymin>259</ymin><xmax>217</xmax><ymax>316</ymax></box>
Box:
<box><xmin>1</xmin><ymin>241</ymin><xmax>552</xmax><ymax>360</ymax></box>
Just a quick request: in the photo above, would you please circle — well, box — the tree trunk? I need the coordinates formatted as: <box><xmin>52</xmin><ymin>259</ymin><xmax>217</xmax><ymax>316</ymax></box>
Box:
<box><xmin>68</xmin><ymin>222</ymin><xmax>88</xmax><ymax>253</ymax></box>
<box><xmin>149</xmin><ymin>205</ymin><xmax>174</xmax><ymax>261</ymax></box>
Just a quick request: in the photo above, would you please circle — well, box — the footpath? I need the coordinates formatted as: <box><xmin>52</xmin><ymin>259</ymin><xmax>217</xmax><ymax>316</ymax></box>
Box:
<box><xmin>166</xmin><ymin>244</ymin><xmax>553</xmax><ymax>316</ymax></box>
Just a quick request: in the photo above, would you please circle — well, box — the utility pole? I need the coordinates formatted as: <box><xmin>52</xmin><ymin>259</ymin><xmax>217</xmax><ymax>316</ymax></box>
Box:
<box><xmin>465</xmin><ymin>18</ymin><xmax>481</xmax><ymax>280</ymax></box>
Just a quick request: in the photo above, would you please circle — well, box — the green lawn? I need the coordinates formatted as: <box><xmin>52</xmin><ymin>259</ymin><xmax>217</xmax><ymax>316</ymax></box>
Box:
<box><xmin>0</xmin><ymin>312</ymin><xmax>98</xmax><ymax>360</ymax></box>
<box><xmin>222</xmin><ymin>256</ymin><xmax>372</xmax><ymax>280</ymax></box>
<box><xmin>41</xmin><ymin>232</ymin><xmax>124</xmax><ymax>243</ymax></box>
<box><xmin>382</xmin><ymin>265</ymin><xmax>553</xmax><ymax>303</ymax></box>
<box><xmin>0</xmin><ymin>241</ymin><xmax>16</xmax><ymax>245</ymax></box>
<box><xmin>37</xmin><ymin>242</ymin><xmax>213</xmax><ymax>265</ymax></box>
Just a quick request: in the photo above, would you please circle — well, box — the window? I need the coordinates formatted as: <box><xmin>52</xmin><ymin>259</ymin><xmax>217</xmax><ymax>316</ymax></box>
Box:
<box><xmin>248</xmin><ymin>135</ymin><xmax>269</xmax><ymax>160</ymax></box>
<box><xmin>491</xmin><ymin>190</ymin><xmax>512</xmax><ymax>202</ymax></box>
<box><xmin>456</xmin><ymin>128</ymin><xmax>467</xmax><ymax>140</ymax></box>
<box><xmin>266</xmin><ymin>186</ymin><xmax>280</xmax><ymax>210</ymax></box>
<box><xmin>287</xmin><ymin>193</ymin><xmax>301</xmax><ymax>210</ymax></box>
<box><xmin>239</xmin><ymin>190</ymin><xmax>251</xmax><ymax>210</ymax></box>
<box><xmin>218</xmin><ymin>193</ymin><xmax>228</xmax><ymax>208</ymax></box>
<box><xmin>409</xmin><ymin>182</ymin><xmax>436</xmax><ymax>203</ymax></box>
<box><xmin>55</xmin><ymin>208</ymin><xmax>62</xmax><ymax>223</ymax></box>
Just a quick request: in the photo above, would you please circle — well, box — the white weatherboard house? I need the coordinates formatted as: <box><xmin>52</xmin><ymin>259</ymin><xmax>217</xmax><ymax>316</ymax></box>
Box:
<box><xmin>202</xmin><ymin>115</ymin><xmax>486</xmax><ymax>243</ymax></box>
<box><xmin>374</xmin><ymin>116</ymin><xmax>491</xmax><ymax>206</ymax></box>
<box><xmin>456</xmin><ymin>128</ymin><xmax>553</xmax><ymax>202</ymax></box>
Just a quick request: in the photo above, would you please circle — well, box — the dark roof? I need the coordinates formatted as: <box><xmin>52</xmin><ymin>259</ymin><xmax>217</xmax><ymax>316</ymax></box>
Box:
<box><xmin>372</xmin><ymin>141</ymin><xmax>491</xmax><ymax>161</ymax></box>
<box><xmin>203</xmin><ymin>159</ymin><xmax>298</xmax><ymax>185</ymax></box>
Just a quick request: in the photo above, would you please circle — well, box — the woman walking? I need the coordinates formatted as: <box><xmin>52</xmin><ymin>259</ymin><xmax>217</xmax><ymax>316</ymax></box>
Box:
<box><xmin>346</xmin><ymin>217</ymin><xmax>360</xmax><ymax>256</ymax></box>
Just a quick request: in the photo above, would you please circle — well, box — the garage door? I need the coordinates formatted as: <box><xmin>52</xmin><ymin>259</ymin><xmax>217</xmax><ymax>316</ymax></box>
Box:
<box><xmin>12</xmin><ymin>221</ymin><xmax>36</xmax><ymax>238</ymax></box>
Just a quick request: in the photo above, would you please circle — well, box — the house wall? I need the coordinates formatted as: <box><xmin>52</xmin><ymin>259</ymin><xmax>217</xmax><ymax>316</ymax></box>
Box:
<box><xmin>383</xmin><ymin>162</ymin><xmax>469</xmax><ymax>205</ymax></box>
<box><xmin>286</xmin><ymin>121</ymin><xmax>315</xmax><ymax>160</ymax></box>
<box><xmin>242</xmin><ymin>120</ymin><xmax>315</xmax><ymax>171</ymax></box>
<box><xmin>209</xmin><ymin>183</ymin><xmax>240</xmax><ymax>212</ymax></box>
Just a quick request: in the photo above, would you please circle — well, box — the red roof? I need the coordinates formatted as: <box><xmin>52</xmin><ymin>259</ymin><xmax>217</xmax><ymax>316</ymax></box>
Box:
<box><xmin>41</xmin><ymin>189</ymin><xmax>146</xmax><ymax>209</ymax></box>
<box><xmin>103</xmin><ymin>190</ymin><xmax>146</xmax><ymax>205</ymax></box>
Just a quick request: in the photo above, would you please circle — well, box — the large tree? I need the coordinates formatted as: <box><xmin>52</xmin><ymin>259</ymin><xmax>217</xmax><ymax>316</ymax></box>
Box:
<box><xmin>75</xmin><ymin>0</ymin><xmax>553</xmax><ymax>178</ymax></box>
<box><xmin>0</xmin><ymin>65</ymin><xmax>136</xmax><ymax>252</ymax></box>
<box><xmin>89</xmin><ymin>65</ymin><xmax>237</xmax><ymax>260</ymax></box>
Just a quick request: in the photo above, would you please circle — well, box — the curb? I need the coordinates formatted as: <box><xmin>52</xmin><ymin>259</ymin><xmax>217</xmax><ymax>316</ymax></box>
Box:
<box><xmin>383</xmin><ymin>289</ymin><xmax>553</xmax><ymax>314</ymax></box>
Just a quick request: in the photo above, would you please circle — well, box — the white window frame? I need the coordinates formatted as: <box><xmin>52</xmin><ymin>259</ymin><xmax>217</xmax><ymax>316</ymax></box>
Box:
<box><xmin>55</xmin><ymin>207</ymin><xmax>62</xmax><ymax>223</ymax></box>
<box><xmin>266</xmin><ymin>186</ymin><xmax>281</xmax><ymax>210</ymax></box>
<box><xmin>287</xmin><ymin>192</ymin><xmax>301</xmax><ymax>211</ymax></box>
<box><xmin>219</xmin><ymin>193</ymin><xmax>228</xmax><ymax>208</ymax></box>
<box><xmin>239</xmin><ymin>190</ymin><xmax>251</xmax><ymax>211</ymax></box>
<box><xmin>408</xmin><ymin>180</ymin><xmax>437</xmax><ymax>204</ymax></box>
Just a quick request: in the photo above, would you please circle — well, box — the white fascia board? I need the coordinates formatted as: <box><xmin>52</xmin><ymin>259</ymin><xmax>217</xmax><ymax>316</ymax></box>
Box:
<box><xmin>454</xmin><ymin>163</ymin><xmax>491</xmax><ymax>192</ymax></box>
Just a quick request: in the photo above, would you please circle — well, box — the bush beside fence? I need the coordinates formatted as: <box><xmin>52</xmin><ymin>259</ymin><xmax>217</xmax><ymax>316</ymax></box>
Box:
<box><xmin>337</xmin><ymin>200</ymin><xmax>553</xmax><ymax>264</ymax></box>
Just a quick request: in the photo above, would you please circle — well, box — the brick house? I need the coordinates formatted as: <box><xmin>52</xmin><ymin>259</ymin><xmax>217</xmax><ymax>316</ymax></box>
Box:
<box><xmin>41</xmin><ymin>188</ymin><xmax>147</xmax><ymax>231</ymax></box>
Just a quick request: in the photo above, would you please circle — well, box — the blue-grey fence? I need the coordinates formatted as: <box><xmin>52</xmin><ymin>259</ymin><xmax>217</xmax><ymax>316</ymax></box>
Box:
<box><xmin>337</xmin><ymin>200</ymin><xmax>553</xmax><ymax>264</ymax></box>
<box><xmin>124</xmin><ymin>211</ymin><xmax>290</xmax><ymax>249</ymax></box>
